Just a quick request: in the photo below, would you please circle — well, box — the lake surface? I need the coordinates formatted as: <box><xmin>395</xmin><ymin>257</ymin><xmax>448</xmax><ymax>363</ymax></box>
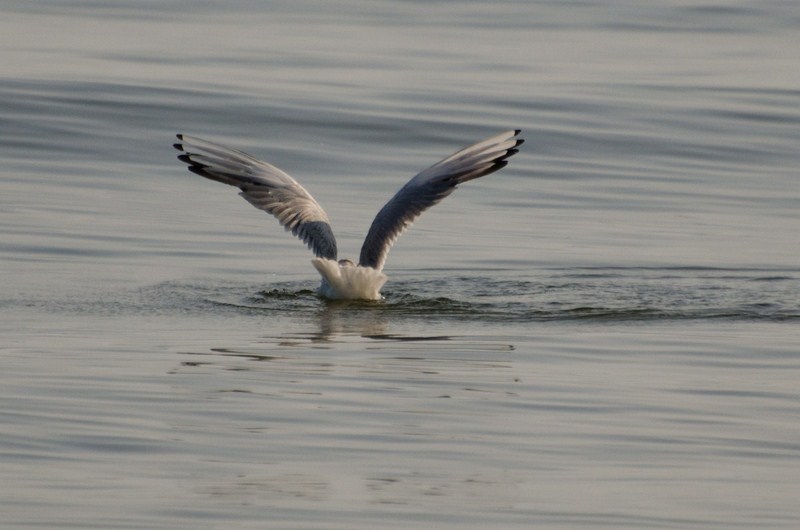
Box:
<box><xmin>2</xmin><ymin>1</ymin><xmax>799</xmax><ymax>528</ymax></box>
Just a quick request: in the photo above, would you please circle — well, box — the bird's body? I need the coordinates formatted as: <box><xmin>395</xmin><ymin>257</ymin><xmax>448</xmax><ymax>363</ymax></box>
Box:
<box><xmin>311</xmin><ymin>258</ymin><xmax>387</xmax><ymax>301</ymax></box>
<box><xmin>174</xmin><ymin>129</ymin><xmax>523</xmax><ymax>300</ymax></box>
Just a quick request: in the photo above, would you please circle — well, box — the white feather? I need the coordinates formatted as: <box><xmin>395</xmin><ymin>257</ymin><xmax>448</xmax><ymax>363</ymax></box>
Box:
<box><xmin>311</xmin><ymin>258</ymin><xmax>388</xmax><ymax>300</ymax></box>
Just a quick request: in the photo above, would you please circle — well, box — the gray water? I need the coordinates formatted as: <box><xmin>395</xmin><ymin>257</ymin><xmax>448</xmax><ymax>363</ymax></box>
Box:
<box><xmin>2</xmin><ymin>1</ymin><xmax>799</xmax><ymax>528</ymax></box>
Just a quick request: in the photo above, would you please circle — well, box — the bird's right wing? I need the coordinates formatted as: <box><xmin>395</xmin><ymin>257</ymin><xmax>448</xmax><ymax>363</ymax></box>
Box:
<box><xmin>358</xmin><ymin>129</ymin><xmax>523</xmax><ymax>271</ymax></box>
<box><xmin>174</xmin><ymin>135</ymin><xmax>338</xmax><ymax>260</ymax></box>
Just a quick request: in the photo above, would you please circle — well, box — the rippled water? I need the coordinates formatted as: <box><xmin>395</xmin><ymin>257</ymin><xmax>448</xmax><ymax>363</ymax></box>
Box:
<box><xmin>2</xmin><ymin>1</ymin><xmax>800</xmax><ymax>528</ymax></box>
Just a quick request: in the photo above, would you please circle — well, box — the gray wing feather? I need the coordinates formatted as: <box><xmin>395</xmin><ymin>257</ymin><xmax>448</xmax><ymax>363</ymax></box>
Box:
<box><xmin>174</xmin><ymin>135</ymin><xmax>337</xmax><ymax>260</ymax></box>
<box><xmin>358</xmin><ymin>129</ymin><xmax>523</xmax><ymax>271</ymax></box>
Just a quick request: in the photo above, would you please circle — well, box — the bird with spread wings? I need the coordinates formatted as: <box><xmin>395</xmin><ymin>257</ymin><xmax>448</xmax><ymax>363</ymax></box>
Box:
<box><xmin>174</xmin><ymin>129</ymin><xmax>523</xmax><ymax>300</ymax></box>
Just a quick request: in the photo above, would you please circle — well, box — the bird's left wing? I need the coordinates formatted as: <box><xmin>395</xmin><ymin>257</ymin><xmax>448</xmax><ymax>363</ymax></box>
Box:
<box><xmin>174</xmin><ymin>135</ymin><xmax>338</xmax><ymax>260</ymax></box>
<box><xmin>358</xmin><ymin>129</ymin><xmax>523</xmax><ymax>271</ymax></box>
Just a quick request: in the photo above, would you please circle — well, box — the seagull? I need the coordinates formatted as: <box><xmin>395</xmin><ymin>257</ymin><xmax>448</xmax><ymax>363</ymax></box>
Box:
<box><xmin>173</xmin><ymin>129</ymin><xmax>523</xmax><ymax>300</ymax></box>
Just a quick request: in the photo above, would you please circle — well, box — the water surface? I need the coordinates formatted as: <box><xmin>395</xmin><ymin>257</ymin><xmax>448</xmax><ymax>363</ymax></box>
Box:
<box><xmin>1</xmin><ymin>1</ymin><xmax>799</xmax><ymax>528</ymax></box>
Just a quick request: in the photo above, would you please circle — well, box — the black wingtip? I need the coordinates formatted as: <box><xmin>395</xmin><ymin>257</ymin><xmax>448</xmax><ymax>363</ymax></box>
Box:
<box><xmin>186</xmin><ymin>165</ymin><xmax>210</xmax><ymax>178</ymax></box>
<box><xmin>514</xmin><ymin>129</ymin><xmax>522</xmax><ymax>136</ymax></box>
<box><xmin>177</xmin><ymin>153</ymin><xmax>195</xmax><ymax>165</ymax></box>
<box><xmin>173</xmin><ymin>134</ymin><xmax>187</xmax><ymax>152</ymax></box>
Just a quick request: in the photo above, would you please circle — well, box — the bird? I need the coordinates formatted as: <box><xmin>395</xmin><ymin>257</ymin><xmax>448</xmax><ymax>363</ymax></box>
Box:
<box><xmin>173</xmin><ymin>129</ymin><xmax>523</xmax><ymax>300</ymax></box>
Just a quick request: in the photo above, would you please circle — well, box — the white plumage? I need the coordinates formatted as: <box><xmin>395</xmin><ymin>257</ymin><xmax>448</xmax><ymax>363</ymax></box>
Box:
<box><xmin>311</xmin><ymin>258</ymin><xmax>387</xmax><ymax>301</ymax></box>
<box><xmin>174</xmin><ymin>129</ymin><xmax>523</xmax><ymax>300</ymax></box>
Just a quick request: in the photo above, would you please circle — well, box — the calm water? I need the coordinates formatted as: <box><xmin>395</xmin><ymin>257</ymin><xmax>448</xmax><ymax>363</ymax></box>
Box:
<box><xmin>2</xmin><ymin>1</ymin><xmax>799</xmax><ymax>528</ymax></box>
